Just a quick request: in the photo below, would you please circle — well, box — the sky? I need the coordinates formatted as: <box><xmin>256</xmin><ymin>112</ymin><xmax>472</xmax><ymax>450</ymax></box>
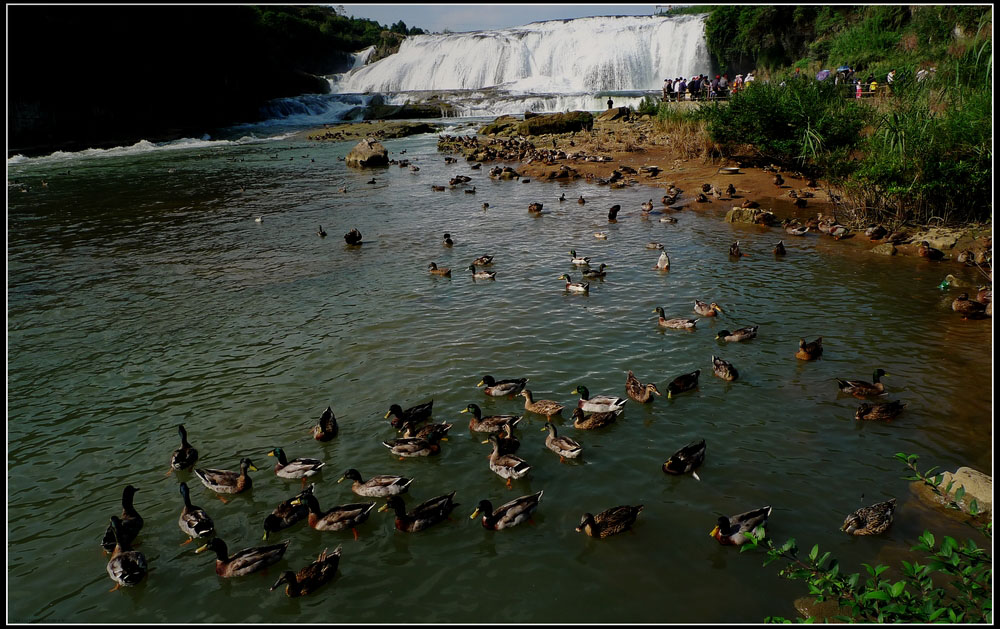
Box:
<box><xmin>340</xmin><ymin>3</ymin><xmax>667</xmax><ymax>33</ymax></box>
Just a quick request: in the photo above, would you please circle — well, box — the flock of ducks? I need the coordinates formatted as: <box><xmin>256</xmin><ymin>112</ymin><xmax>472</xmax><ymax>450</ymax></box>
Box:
<box><xmin>103</xmin><ymin>142</ymin><xmax>982</xmax><ymax>605</ymax></box>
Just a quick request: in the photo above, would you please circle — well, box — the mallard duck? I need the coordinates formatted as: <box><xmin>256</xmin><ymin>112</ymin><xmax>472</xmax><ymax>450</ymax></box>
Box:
<box><xmin>317</xmin><ymin>225</ymin><xmax>327</xmax><ymax>238</ymax></box>
<box><xmin>654</xmin><ymin>251</ymin><xmax>671</xmax><ymax>270</ymax></box>
<box><xmin>468</xmin><ymin>264</ymin><xmax>497</xmax><ymax>280</ymax></box>
<box><xmin>729</xmin><ymin>241</ymin><xmax>744</xmax><ymax>257</ymax></box>
<box><xmin>478</xmin><ymin>375</ymin><xmax>528</xmax><ymax>397</ymax></box>
<box><xmin>666</xmin><ymin>370</ymin><xmax>700</xmax><ymax>398</ymax></box>
<box><xmin>662</xmin><ymin>439</ymin><xmax>706</xmax><ymax>480</ymax></box>
<box><xmin>694</xmin><ymin>300</ymin><xmax>722</xmax><ymax>317</ymax></box>
<box><xmin>576</xmin><ymin>505</ymin><xmax>643</xmax><ymax>538</ymax></box>
<box><xmin>528</xmin><ymin>202</ymin><xmax>544</xmax><ymax>212</ymax></box>
<box><xmin>741</xmin><ymin>199</ymin><xmax>759</xmax><ymax>209</ymax></box>
<box><xmin>716</xmin><ymin>326</ymin><xmax>758</xmax><ymax>342</ymax></box>
<box><xmin>344</xmin><ymin>228</ymin><xmax>362</xmax><ymax>245</ymax></box>
<box><xmin>774</xmin><ymin>240</ymin><xmax>787</xmax><ymax>256</ymax></box>
<box><xmin>608</xmin><ymin>205</ymin><xmax>621</xmax><ymax>221</ymax></box>
<box><xmin>918</xmin><ymin>241</ymin><xmax>944</xmax><ymax>260</ymax></box>
<box><xmin>573</xmin><ymin>385</ymin><xmax>627</xmax><ymax>413</ymax></box>
<box><xmin>711</xmin><ymin>506</ymin><xmax>772</xmax><ymax>545</ymax></box>
<box><xmin>385</xmin><ymin>400</ymin><xmax>433</xmax><ymax>429</ymax></box>
<box><xmin>831</xmin><ymin>225</ymin><xmax>851</xmax><ymax>240</ymax></box>
<box><xmin>262</xmin><ymin>485</ymin><xmax>313</xmax><ymax>540</ymax></box>
<box><xmin>170</xmin><ymin>424</ymin><xmax>198</xmax><ymax>472</ymax></box>
<box><xmin>571</xmin><ymin>407</ymin><xmax>621</xmax><ymax>430</ymax></box>
<box><xmin>641</xmin><ymin>199</ymin><xmax>654</xmax><ymax>212</ymax></box>
<box><xmin>842</xmin><ymin>498</ymin><xmax>896</xmax><ymax>535</ymax></box>
<box><xmin>660</xmin><ymin>216</ymin><xmax>678</xmax><ymax>224</ymax></box>
<box><xmin>102</xmin><ymin>485</ymin><xmax>143</xmax><ymax>552</ymax></box>
<box><xmin>462</xmin><ymin>403</ymin><xmax>522</xmax><ymax>433</ymax></box>
<box><xmin>569</xmin><ymin>250</ymin><xmax>591</xmax><ymax>266</ymax></box>
<box><xmin>380</xmin><ymin>492</ymin><xmax>459</xmax><ymax>532</ymax></box>
<box><xmin>646</xmin><ymin>241</ymin><xmax>664</xmax><ymax>250</ymax></box>
<box><xmin>577</xmin><ymin>195</ymin><xmax>586</xmax><ymax>204</ymax></box>
<box><xmin>196</xmin><ymin>537</ymin><xmax>290</xmax><ymax>578</ymax></box>
<box><xmin>701</xmin><ymin>183</ymin><xmax>713</xmax><ymax>193</ymax></box>
<box><xmin>956</xmin><ymin>249</ymin><xmax>975</xmax><ymax>265</ymax></box>
<box><xmin>725</xmin><ymin>183</ymin><xmax>736</xmax><ymax>197</ymax></box>
<box><xmin>486</xmin><ymin>434</ymin><xmax>531</xmax><ymax>487</ymax></box>
<box><xmin>952</xmin><ymin>293</ymin><xmax>988</xmax><ymax>319</ymax></box>
<box><xmin>381</xmin><ymin>431</ymin><xmax>444</xmax><ymax>458</ymax></box>
<box><xmin>836</xmin><ymin>369</ymin><xmax>888</xmax><ymax>398</ymax></box>
<box><xmin>483</xmin><ymin>422</ymin><xmax>520</xmax><ymax>456</ymax></box>
<box><xmin>106</xmin><ymin>516</ymin><xmax>148</xmax><ymax>590</ymax></box>
<box><xmin>696</xmin><ymin>193</ymin><xmax>709</xmax><ymax>203</ymax></box>
<box><xmin>712</xmin><ymin>356</ymin><xmax>738</xmax><ymax>381</ymax></box>
<box><xmin>194</xmin><ymin>458</ymin><xmax>257</xmax><ymax>502</ymax></box>
<box><xmin>542</xmin><ymin>422</ymin><xmax>583</xmax><ymax>461</ymax></box>
<box><xmin>255</xmin><ymin>216</ymin><xmax>264</xmax><ymax>223</ymax></box>
<box><xmin>519</xmin><ymin>390</ymin><xmax>564</xmax><ymax>419</ymax></box>
<box><xmin>267</xmin><ymin>447</ymin><xmax>325</xmax><ymax>485</ymax></box>
<box><xmin>291</xmin><ymin>493</ymin><xmax>376</xmax><ymax>540</ymax></box>
<box><xmin>855</xmin><ymin>400</ymin><xmax>906</xmax><ymax>421</ymax></box>
<box><xmin>559</xmin><ymin>193</ymin><xmax>566</xmax><ymax>202</ymax></box>
<box><xmin>582</xmin><ymin>263</ymin><xmax>608</xmax><ymax>279</ymax></box>
<box><xmin>400</xmin><ymin>420</ymin><xmax>452</xmax><ymax>441</ymax></box>
<box><xmin>443</xmin><ymin>233</ymin><xmax>454</xmax><ymax>247</ymax></box>
<box><xmin>662</xmin><ymin>193</ymin><xmax>679</xmax><ymax>206</ymax></box>
<box><xmin>313</xmin><ymin>406</ymin><xmax>338</xmax><ymax>441</ymax></box>
<box><xmin>558</xmin><ymin>273</ymin><xmax>589</xmax><ymax>293</ymax></box>
<box><xmin>472</xmin><ymin>491</ymin><xmax>543</xmax><ymax>530</ymax></box>
<box><xmin>270</xmin><ymin>545</ymin><xmax>341</xmax><ymax>597</ymax></box>
<box><xmin>796</xmin><ymin>337</ymin><xmax>823</xmax><ymax>360</ymax></box>
<box><xmin>472</xmin><ymin>255</ymin><xmax>495</xmax><ymax>266</ymax></box>
<box><xmin>338</xmin><ymin>468</ymin><xmax>412</xmax><ymax>498</ymax></box>
<box><xmin>428</xmin><ymin>262</ymin><xmax>451</xmax><ymax>277</ymax></box>
<box><xmin>178</xmin><ymin>482</ymin><xmax>214</xmax><ymax>543</ymax></box>
<box><xmin>594</xmin><ymin>231</ymin><xmax>609</xmax><ymax>240</ymax></box>
<box><xmin>785</xmin><ymin>223</ymin><xmax>809</xmax><ymax>236</ymax></box>
<box><xmin>465</xmin><ymin>186</ymin><xmax>477</xmax><ymax>194</ymax></box>
<box><xmin>626</xmin><ymin>371</ymin><xmax>661</xmax><ymax>403</ymax></box>
<box><xmin>654</xmin><ymin>307</ymin><xmax>696</xmax><ymax>329</ymax></box>
<box><xmin>773</xmin><ymin>173</ymin><xmax>784</xmax><ymax>187</ymax></box>
<box><xmin>432</xmin><ymin>185</ymin><xmax>446</xmax><ymax>192</ymax></box>
<box><xmin>865</xmin><ymin>225</ymin><xmax>888</xmax><ymax>240</ymax></box>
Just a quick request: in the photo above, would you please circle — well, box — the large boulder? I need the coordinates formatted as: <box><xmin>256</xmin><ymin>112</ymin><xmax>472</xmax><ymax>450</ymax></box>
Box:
<box><xmin>725</xmin><ymin>207</ymin><xmax>777</xmax><ymax>225</ymax></box>
<box><xmin>871</xmin><ymin>243</ymin><xmax>897</xmax><ymax>256</ymax></box>
<box><xmin>597</xmin><ymin>106</ymin><xmax>632</xmax><ymax>122</ymax></box>
<box><xmin>480</xmin><ymin>115</ymin><xmax>520</xmax><ymax>136</ymax></box>
<box><xmin>345</xmin><ymin>138</ymin><xmax>388</xmax><ymax>168</ymax></box>
<box><xmin>911</xmin><ymin>466</ymin><xmax>992</xmax><ymax>518</ymax></box>
<box><xmin>517</xmin><ymin>111</ymin><xmax>594</xmax><ymax>135</ymax></box>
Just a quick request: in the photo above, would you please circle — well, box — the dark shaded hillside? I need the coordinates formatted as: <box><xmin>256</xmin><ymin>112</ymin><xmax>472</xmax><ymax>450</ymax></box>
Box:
<box><xmin>8</xmin><ymin>5</ymin><xmax>409</xmax><ymax>156</ymax></box>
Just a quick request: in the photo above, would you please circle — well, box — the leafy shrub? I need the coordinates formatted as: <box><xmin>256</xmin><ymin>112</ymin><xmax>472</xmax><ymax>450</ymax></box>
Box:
<box><xmin>741</xmin><ymin>453</ymin><xmax>992</xmax><ymax>623</ymax></box>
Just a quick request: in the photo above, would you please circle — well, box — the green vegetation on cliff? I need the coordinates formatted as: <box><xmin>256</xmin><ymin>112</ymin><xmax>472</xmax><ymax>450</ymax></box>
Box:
<box><xmin>670</xmin><ymin>5</ymin><xmax>993</xmax><ymax>228</ymax></box>
<box><xmin>8</xmin><ymin>5</ymin><xmax>426</xmax><ymax>156</ymax></box>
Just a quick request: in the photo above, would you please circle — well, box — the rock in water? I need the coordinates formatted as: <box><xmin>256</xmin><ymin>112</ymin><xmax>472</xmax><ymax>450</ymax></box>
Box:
<box><xmin>346</xmin><ymin>138</ymin><xmax>389</xmax><ymax>168</ymax></box>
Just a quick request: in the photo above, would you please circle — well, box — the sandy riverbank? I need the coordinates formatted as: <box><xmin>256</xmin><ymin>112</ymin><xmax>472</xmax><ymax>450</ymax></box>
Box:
<box><xmin>453</xmin><ymin>115</ymin><xmax>993</xmax><ymax>271</ymax></box>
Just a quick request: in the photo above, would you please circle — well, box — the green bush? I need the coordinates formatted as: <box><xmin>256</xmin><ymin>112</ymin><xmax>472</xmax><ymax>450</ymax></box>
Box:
<box><xmin>742</xmin><ymin>453</ymin><xmax>992</xmax><ymax>623</ymax></box>
<box><xmin>636</xmin><ymin>96</ymin><xmax>660</xmax><ymax>116</ymax></box>
<box><xmin>697</xmin><ymin>79</ymin><xmax>864</xmax><ymax>169</ymax></box>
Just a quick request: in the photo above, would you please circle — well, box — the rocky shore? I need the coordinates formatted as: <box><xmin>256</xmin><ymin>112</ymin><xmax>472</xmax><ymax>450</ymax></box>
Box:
<box><xmin>304</xmin><ymin>120</ymin><xmax>440</xmax><ymax>143</ymax></box>
<box><xmin>434</xmin><ymin>111</ymin><xmax>993</xmax><ymax>276</ymax></box>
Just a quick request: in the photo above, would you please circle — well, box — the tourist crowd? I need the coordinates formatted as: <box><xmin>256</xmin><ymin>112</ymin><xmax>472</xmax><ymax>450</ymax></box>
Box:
<box><xmin>659</xmin><ymin>66</ymin><xmax>920</xmax><ymax>103</ymax></box>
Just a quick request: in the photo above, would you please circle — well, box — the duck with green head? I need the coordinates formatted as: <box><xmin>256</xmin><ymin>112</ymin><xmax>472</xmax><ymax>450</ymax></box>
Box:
<box><xmin>471</xmin><ymin>491</ymin><xmax>543</xmax><ymax>530</ymax></box>
<box><xmin>836</xmin><ymin>369</ymin><xmax>888</xmax><ymax>398</ymax></box>
<box><xmin>573</xmin><ymin>385</ymin><xmax>627</xmax><ymax>413</ymax></box>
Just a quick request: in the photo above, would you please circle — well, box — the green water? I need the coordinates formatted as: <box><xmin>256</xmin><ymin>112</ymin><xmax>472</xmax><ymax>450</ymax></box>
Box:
<box><xmin>7</xmin><ymin>130</ymin><xmax>992</xmax><ymax>622</ymax></box>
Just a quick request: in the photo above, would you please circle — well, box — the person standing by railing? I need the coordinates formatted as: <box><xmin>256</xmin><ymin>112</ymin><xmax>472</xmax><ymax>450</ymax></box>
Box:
<box><xmin>886</xmin><ymin>69</ymin><xmax>895</xmax><ymax>94</ymax></box>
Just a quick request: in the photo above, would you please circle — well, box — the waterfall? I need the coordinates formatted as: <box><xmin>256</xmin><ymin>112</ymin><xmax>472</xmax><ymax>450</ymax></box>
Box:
<box><xmin>334</xmin><ymin>14</ymin><xmax>711</xmax><ymax>94</ymax></box>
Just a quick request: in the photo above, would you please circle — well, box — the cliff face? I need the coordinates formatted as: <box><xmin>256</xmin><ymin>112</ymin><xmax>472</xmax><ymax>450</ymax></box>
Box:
<box><xmin>7</xmin><ymin>6</ymin><xmax>349</xmax><ymax>156</ymax></box>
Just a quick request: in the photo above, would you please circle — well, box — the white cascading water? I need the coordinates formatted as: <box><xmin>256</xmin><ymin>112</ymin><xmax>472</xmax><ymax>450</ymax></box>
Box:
<box><xmin>335</xmin><ymin>14</ymin><xmax>711</xmax><ymax>94</ymax></box>
<box><xmin>254</xmin><ymin>14</ymin><xmax>712</xmax><ymax>127</ymax></box>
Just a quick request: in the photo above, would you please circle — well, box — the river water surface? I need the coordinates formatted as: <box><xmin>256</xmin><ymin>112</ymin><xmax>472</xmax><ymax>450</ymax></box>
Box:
<box><xmin>7</xmin><ymin>125</ymin><xmax>992</xmax><ymax>623</ymax></box>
